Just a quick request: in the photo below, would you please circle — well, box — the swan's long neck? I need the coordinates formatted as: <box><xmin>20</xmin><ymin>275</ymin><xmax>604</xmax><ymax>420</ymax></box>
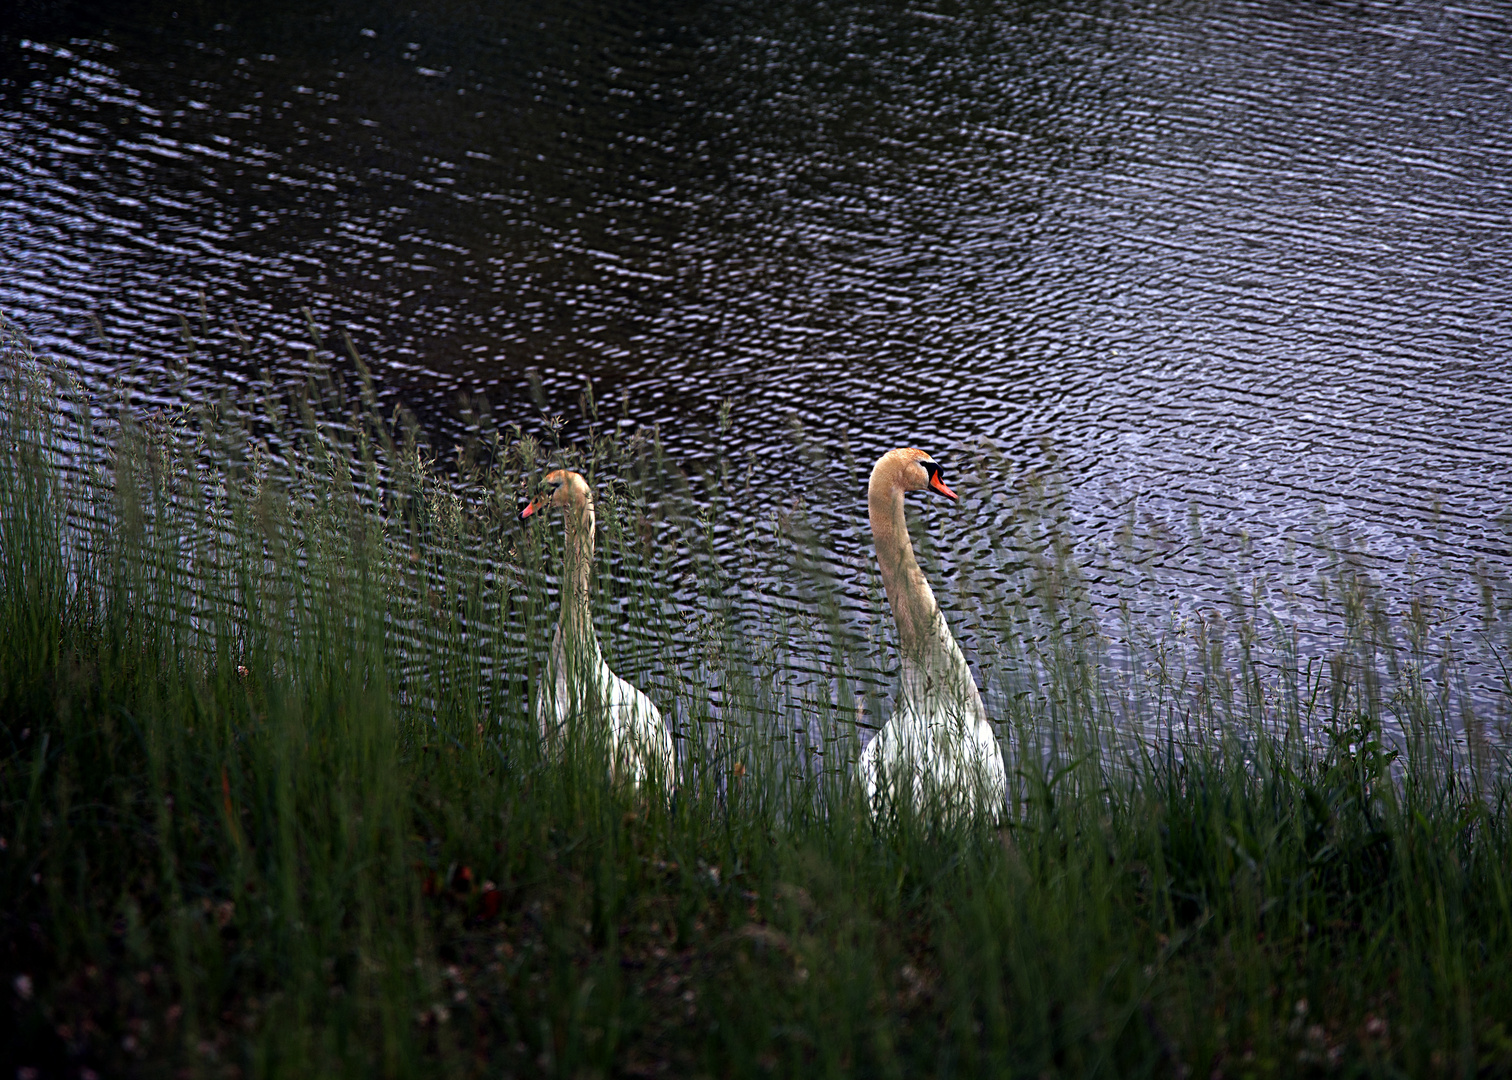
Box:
<box><xmin>869</xmin><ymin>462</ymin><xmax>982</xmax><ymax>723</ymax></box>
<box><xmin>559</xmin><ymin>495</ymin><xmax>598</xmax><ymax>648</ymax></box>
<box><xmin>868</xmin><ymin>477</ymin><xmax>941</xmax><ymax>662</ymax></box>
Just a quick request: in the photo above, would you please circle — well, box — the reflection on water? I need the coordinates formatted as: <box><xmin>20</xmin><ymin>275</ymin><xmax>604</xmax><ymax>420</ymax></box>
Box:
<box><xmin>3</xmin><ymin>0</ymin><xmax>1510</xmax><ymax>714</ymax></box>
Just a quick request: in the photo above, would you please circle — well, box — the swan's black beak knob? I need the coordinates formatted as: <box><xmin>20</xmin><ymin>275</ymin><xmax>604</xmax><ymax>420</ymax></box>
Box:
<box><xmin>519</xmin><ymin>495</ymin><xmax>548</xmax><ymax>521</ymax></box>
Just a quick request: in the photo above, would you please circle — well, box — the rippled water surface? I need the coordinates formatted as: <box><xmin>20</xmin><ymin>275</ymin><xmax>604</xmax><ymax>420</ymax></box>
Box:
<box><xmin>4</xmin><ymin>0</ymin><xmax>1511</xmax><ymax>710</ymax></box>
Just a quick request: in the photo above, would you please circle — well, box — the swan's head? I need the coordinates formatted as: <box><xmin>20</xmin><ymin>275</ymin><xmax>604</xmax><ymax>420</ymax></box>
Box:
<box><xmin>873</xmin><ymin>447</ymin><xmax>958</xmax><ymax>501</ymax></box>
<box><xmin>519</xmin><ymin>468</ymin><xmax>592</xmax><ymax>521</ymax></box>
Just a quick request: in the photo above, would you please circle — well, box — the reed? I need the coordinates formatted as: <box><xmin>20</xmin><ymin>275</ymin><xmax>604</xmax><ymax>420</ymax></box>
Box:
<box><xmin>2</xmin><ymin>318</ymin><xmax>1510</xmax><ymax>1078</ymax></box>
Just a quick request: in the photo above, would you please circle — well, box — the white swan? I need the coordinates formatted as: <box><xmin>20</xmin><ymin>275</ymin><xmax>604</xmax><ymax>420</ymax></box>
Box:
<box><xmin>520</xmin><ymin>469</ymin><xmax>674</xmax><ymax>787</ymax></box>
<box><xmin>856</xmin><ymin>448</ymin><xmax>1007</xmax><ymax>821</ymax></box>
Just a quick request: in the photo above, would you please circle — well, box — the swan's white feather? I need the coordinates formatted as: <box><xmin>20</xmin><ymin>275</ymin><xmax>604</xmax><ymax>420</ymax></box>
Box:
<box><xmin>537</xmin><ymin>624</ymin><xmax>674</xmax><ymax>787</ymax></box>
<box><xmin>857</xmin><ymin>610</ymin><xmax>1006</xmax><ymax>820</ymax></box>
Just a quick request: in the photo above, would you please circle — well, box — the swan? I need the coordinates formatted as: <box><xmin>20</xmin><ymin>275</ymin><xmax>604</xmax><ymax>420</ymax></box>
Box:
<box><xmin>856</xmin><ymin>448</ymin><xmax>1007</xmax><ymax>821</ymax></box>
<box><xmin>520</xmin><ymin>469</ymin><xmax>674</xmax><ymax>787</ymax></box>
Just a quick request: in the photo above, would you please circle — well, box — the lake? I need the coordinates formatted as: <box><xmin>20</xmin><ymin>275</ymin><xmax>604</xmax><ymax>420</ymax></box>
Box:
<box><xmin>3</xmin><ymin>0</ymin><xmax>1510</xmax><ymax>722</ymax></box>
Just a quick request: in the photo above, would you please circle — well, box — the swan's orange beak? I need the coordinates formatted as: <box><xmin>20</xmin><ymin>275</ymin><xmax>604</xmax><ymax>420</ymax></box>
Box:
<box><xmin>928</xmin><ymin>472</ymin><xmax>958</xmax><ymax>500</ymax></box>
<box><xmin>519</xmin><ymin>494</ymin><xmax>549</xmax><ymax>521</ymax></box>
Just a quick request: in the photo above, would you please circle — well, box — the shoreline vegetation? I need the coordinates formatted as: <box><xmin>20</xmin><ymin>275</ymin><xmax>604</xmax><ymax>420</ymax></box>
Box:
<box><xmin>2</xmin><ymin>318</ymin><xmax>1511</xmax><ymax>1078</ymax></box>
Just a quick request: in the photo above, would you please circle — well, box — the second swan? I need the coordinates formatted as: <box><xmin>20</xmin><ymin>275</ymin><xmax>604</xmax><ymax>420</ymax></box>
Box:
<box><xmin>857</xmin><ymin>448</ymin><xmax>1007</xmax><ymax>820</ymax></box>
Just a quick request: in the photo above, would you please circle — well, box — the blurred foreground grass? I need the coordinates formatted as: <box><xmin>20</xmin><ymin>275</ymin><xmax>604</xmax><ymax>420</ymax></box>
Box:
<box><xmin>2</xmin><ymin>320</ymin><xmax>1511</xmax><ymax>1079</ymax></box>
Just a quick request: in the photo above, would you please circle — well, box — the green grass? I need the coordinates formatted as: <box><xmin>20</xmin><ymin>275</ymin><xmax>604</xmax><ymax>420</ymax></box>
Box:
<box><xmin>2</xmin><ymin>319</ymin><xmax>1511</xmax><ymax>1079</ymax></box>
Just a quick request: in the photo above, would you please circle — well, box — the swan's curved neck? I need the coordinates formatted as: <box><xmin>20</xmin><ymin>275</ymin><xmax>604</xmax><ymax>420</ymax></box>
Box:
<box><xmin>868</xmin><ymin>479</ymin><xmax>940</xmax><ymax>659</ymax></box>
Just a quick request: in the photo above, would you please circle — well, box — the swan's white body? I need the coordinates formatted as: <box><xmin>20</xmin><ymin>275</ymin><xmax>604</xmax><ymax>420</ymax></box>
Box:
<box><xmin>524</xmin><ymin>471</ymin><xmax>674</xmax><ymax>787</ymax></box>
<box><xmin>537</xmin><ymin>624</ymin><xmax>672</xmax><ymax>787</ymax></box>
<box><xmin>857</xmin><ymin>449</ymin><xmax>1007</xmax><ymax>821</ymax></box>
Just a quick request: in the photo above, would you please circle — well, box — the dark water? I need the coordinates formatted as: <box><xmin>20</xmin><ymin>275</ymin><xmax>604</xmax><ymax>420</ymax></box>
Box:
<box><xmin>4</xmin><ymin>0</ymin><xmax>1511</xmax><ymax>716</ymax></box>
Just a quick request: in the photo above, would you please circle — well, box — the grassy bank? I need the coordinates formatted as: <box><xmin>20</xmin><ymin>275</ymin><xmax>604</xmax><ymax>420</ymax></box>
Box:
<box><xmin>2</xmin><ymin>323</ymin><xmax>1511</xmax><ymax>1079</ymax></box>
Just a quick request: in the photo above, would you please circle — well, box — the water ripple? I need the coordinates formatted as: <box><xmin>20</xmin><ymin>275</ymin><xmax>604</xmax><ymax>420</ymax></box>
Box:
<box><xmin>2</xmin><ymin>0</ymin><xmax>1509</xmax><ymax>715</ymax></box>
